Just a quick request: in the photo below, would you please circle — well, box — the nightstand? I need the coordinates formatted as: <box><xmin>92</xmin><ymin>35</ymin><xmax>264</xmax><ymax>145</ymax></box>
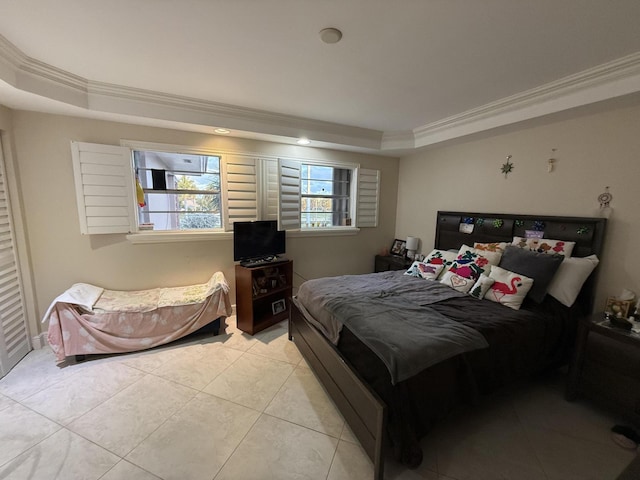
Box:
<box><xmin>566</xmin><ymin>312</ymin><xmax>640</xmax><ymax>423</ymax></box>
<box><xmin>374</xmin><ymin>255</ymin><xmax>412</xmax><ymax>273</ymax></box>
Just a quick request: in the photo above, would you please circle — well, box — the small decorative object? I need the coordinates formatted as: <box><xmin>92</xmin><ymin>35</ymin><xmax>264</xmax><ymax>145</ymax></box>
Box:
<box><xmin>475</xmin><ymin>218</ymin><xmax>485</xmax><ymax>226</ymax></box>
<box><xmin>406</xmin><ymin>236</ymin><xmax>419</xmax><ymax>260</ymax></box>
<box><xmin>532</xmin><ymin>220</ymin><xmax>545</xmax><ymax>231</ymax></box>
<box><xmin>525</xmin><ymin>229</ymin><xmax>544</xmax><ymax>239</ymax></box>
<box><xmin>493</xmin><ymin>219</ymin><xmax>504</xmax><ymax>229</ymax></box>
<box><xmin>390</xmin><ymin>239</ymin><xmax>407</xmax><ymax>257</ymax></box>
<box><xmin>272</xmin><ymin>298</ymin><xmax>286</xmax><ymax>315</ymax></box>
<box><xmin>462</xmin><ymin>217</ymin><xmax>474</xmax><ymax>224</ymax></box>
<box><xmin>500</xmin><ymin>155</ymin><xmax>514</xmax><ymax>178</ymax></box>
<box><xmin>547</xmin><ymin>148</ymin><xmax>557</xmax><ymax>173</ymax></box>
<box><xmin>577</xmin><ymin>226</ymin><xmax>590</xmax><ymax>235</ymax></box>
<box><xmin>459</xmin><ymin>222</ymin><xmax>474</xmax><ymax>234</ymax></box>
<box><xmin>515</xmin><ymin>220</ymin><xmax>524</xmax><ymax>228</ymax></box>
<box><xmin>605</xmin><ymin>296</ymin><xmax>635</xmax><ymax>319</ymax></box>
<box><xmin>598</xmin><ymin>186</ymin><xmax>613</xmax><ymax>209</ymax></box>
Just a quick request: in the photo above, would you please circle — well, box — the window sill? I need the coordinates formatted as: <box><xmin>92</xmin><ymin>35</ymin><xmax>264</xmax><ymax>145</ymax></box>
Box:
<box><xmin>126</xmin><ymin>226</ymin><xmax>360</xmax><ymax>244</ymax></box>
<box><xmin>288</xmin><ymin>227</ymin><xmax>360</xmax><ymax>237</ymax></box>
<box><xmin>127</xmin><ymin>231</ymin><xmax>232</xmax><ymax>244</ymax></box>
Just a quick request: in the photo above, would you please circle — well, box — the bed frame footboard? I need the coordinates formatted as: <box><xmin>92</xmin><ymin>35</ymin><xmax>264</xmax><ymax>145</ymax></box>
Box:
<box><xmin>289</xmin><ymin>301</ymin><xmax>387</xmax><ymax>480</ymax></box>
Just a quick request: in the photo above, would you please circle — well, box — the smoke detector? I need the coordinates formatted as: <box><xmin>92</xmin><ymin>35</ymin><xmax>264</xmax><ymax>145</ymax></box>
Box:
<box><xmin>320</xmin><ymin>28</ymin><xmax>342</xmax><ymax>44</ymax></box>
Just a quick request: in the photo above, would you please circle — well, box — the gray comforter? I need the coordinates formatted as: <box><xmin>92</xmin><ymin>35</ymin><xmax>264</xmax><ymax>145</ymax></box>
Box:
<box><xmin>296</xmin><ymin>271</ymin><xmax>489</xmax><ymax>384</ymax></box>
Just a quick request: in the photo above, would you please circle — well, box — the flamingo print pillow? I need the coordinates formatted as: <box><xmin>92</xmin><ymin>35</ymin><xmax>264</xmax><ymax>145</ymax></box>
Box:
<box><xmin>486</xmin><ymin>265</ymin><xmax>534</xmax><ymax>310</ymax></box>
<box><xmin>512</xmin><ymin>237</ymin><xmax>575</xmax><ymax>257</ymax></box>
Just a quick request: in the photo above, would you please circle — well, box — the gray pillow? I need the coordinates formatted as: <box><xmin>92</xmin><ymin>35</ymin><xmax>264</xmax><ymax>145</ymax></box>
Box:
<box><xmin>498</xmin><ymin>245</ymin><xmax>564</xmax><ymax>303</ymax></box>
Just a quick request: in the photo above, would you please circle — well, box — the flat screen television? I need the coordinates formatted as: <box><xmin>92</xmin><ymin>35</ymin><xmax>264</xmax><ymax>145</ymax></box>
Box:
<box><xmin>233</xmin><ymin>220</ymin><xmax>286</xmax><ymax>263</ymax></box>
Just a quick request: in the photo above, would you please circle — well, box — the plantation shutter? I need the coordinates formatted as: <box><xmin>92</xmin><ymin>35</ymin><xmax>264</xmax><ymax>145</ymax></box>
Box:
<box><xmin>261</xmin><ymin>158</ymin><xmax>279</xmax><ymax>221</ymax></box>
<box><xmin>0</xmin><ymin>139</ymin><xmax>30</xmax><ymax>377</ymax></box>
<box><xmin>70</xmin><ymin>142</ymin><xmax>136</xmax><ymax>234</ymax></box>
<box><xmin>221</xmin><ymin>155</ymin><xmax>258</xmax><ymax>230</ymax></box>
<box><xmin>356</xmin><ymin>168</ymin><xmax>380</xmax><ymax>227</ymax></box>
<box><xmin>278</xmin><ymin>158</ymin><xmax>301</xmax><ymax>230</ymax></box>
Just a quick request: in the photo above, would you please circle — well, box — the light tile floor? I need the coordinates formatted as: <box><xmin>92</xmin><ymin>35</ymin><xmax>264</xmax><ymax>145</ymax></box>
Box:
<box><xmin>0</xmin><ymin>316</ymin><xmax>636</xmax><ymax>480</ymax></box>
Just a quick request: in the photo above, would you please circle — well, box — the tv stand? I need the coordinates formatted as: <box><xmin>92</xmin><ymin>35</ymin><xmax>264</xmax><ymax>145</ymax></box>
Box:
<box><xmin>235</xmin><ymin>260</ymin><xmax>293</xmax><ymax>335</ymax></box>
<box><xmin>240</xmin><ymin>255</ymin><xmax>287</xmax><ymax>268</ymax></box>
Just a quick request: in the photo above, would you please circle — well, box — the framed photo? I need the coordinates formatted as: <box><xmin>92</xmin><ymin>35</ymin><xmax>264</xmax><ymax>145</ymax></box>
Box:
<box><xmin>272</xmin><ymin>298</ymin><xmax>286</xmax><ymax>315</ymax></box>
<box><xmin>605</xmin><ymin>297</ymin><xmax>634</xmax><ymax>318</ymax></box>
<box><xmin>390</xmin><ymin>239</ymin><xmax>406</xmax><ymax>257</ymax></box>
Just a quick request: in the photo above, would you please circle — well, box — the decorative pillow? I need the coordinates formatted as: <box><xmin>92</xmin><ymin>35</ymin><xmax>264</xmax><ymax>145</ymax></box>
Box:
<box><xmin>547</xmin><ymin>255</ymin><xmax>599</xmax><ymax>307</ymax></box>
<box><xmin>404</xmin><ymin>261</ymin><xmax>444</xmax><ymax>280</ymax></box>
<box><xmin>485</xmin><ymin>266</ymin><xmax>534</xmax><ymax>310</ymax></box>
<box><xmin>512</xmin><ymin>237</ymin><xmax>575</xmax><ymax>258</ymax></box>
<box><xmin>423</xmin><ymin>249</ymin><xmax>458</xmax><ymax>278</ymax></box>
<box><xmin>474</xmin><ymin>242</ymin><xmax>509</xmax><ymax>253</ymax></box>
<box><xmin>498</xmin><ymin>245</ymin><xmax>564</xmax><ymax>303</ymax></box>
<box><xmin>468</xmin><ymin>274</ymin><xmax>495</xmax><ymax>300</ymax></box>
<box><xmin>404</xmin><ymin>261</ymin><xmax>423</xmax><ymax>278</ymax></box>
<box><xmin>448</xmin><ymin>245</ymin><xmax>501</xmax><ymax>280</ymax></box>
<box><xmin>440</xmin><ymin>271</ymin><xmax>474</xmax><ymax>293</ymax></box>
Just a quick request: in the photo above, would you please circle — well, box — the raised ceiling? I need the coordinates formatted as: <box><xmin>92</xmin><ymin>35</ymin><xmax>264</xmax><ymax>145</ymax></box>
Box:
<box><xmin>1</xmin><ymin>1</ymin><xmax>640</xmax><ymax>153</ymax></box>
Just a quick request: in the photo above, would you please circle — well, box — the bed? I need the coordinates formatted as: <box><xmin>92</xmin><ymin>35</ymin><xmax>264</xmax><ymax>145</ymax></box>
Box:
<box><xmin>289</xmin><ymin>211</ymin><xmax>606</xmax><ymax>479</ymax></box>
<box><xmin>44</xmin><ymin>271</ymin><xmax>232</xmax><ymax>362</ymax></box>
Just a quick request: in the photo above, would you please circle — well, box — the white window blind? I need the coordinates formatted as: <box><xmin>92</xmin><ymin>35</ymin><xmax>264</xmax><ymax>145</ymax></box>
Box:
<box><xmin>278</xmin><ymin>158</ymin><xmax>301</xmax><ymax>230</ymax></box>
<box><xmin>0</xmin><ymin>139</ymin><xmax>30</xmax><ymax>377</ymax></box>
<box><xmin>356</xmin><ymin>168</ymin><xmax>380</xmax><ymax>228</ymax></box>
<box><xmin>221</xmin><ymin>155</ymin><xmax>259</xmax><ymax>230</ymax></box>
<box><xmin>261</xmin><ymin>158</ymin><xmax>279</xmax><ymax>221</ymax></box>
<box><xmin>71</xmin><ymin>142</ymin><xmax>136</xmax><ymax>234</ymax></box>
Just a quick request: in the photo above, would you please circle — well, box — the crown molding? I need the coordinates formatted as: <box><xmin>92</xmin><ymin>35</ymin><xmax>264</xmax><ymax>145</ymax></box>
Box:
<box><xmin>0</xmin><ymin>34</ymin><xmax>382</xmax><ymax>150</ymax></box>
<box><xmin>411</xmin><ymin>51</ymin><xmax>640</xmax><ymax>148</ymax></box>
<box><xmin>2</xmin><ymin>34</ymin><xmax>640</xmax><ymax>153</ymax></box>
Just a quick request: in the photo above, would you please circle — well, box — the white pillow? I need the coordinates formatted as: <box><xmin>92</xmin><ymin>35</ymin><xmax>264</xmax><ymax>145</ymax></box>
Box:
<box><xmin>404</xmin><ymin>261</ymin><xmax>444</xmax><ymax>280</ymax></box>
<box><xmin>448</xmin><ymin>244</ymin><xmax>501</xmax><ymax>280</ymax></box>
<box><xmin>547</xmin><ymin>255</ymin><xmax>599</xmax><ymax>307</ymax></box>
<box><xmin>440</xmin><ymin>271</ymin><xmax>474</xmax><ymax>293</ymax></box>
<box><xmin>458</xmin><ymin>244</ymin><xmax>502</xmax><ymax>266</ymax></box>
<box><xmin>512</xmin><ymin>237</ymin><xmax>575</xmax><ymax>258</ymax></box>
<box><xmin>423</xmin><ymin>249</ymin><xmax>458</xmax><ymax>278</ymax></box>
<box><xmin>469</xmin><ymin>274</ymin><xmax>495</xmax><ymax>300</ymax></box>
<box><xmin>473</xmin><ymin>242</ymin><xmax>509</xmax><ymax>254</ymax></box>
<box><xmin>485</xmin><ymin>266</ymin><xmax>534</xmax><ymax>310</ymax></box>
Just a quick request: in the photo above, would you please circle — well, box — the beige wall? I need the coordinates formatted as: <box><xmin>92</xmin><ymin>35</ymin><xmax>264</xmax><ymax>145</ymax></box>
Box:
<box><xmin>396</xmin><ymin>103</ymin><xmax>640</xmax><ymax>310</ymax></box>
<box><xmin>0</xmin><ymin>105</ymin><xmax>12</xmax><ymax>128</ymax></box>
<box><xmin>10</xmin><ymin>111</ymin><xmax>399</xmax><ymax>335</ymax></box>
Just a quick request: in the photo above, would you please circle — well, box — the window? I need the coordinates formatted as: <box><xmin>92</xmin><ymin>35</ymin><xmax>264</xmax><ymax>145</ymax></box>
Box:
<box><xmin>134</xmin><ymin>150</ymin><xmax>222</xmax><ymax>231</ymax></box>
<box><xmin>300</xmin><ymin>164</ymin><xmax>352</xmax><ymax>228</ymax></box>
<box><xmin>70</xmin><ymin>141</ymin><xmax>378</xmax><ymax>240</ymax></box>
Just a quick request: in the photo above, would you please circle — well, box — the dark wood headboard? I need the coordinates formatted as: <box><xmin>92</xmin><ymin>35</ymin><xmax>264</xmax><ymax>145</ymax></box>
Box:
<box><xmin>435</xmin><ymin>211</ymin><xmax>606</xmax><ymax>258</ymax></box>
<box><xmin>434</xmin><ymin>211</ymin><xmax>607</xmax><ymax>312</ymax></box>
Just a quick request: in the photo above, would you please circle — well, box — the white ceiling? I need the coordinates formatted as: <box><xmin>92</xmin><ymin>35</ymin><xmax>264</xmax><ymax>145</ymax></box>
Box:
<box><xmin>1</xmin><ymin>0</ymin><xmax>640</xmax><ymax>154</ymax></box>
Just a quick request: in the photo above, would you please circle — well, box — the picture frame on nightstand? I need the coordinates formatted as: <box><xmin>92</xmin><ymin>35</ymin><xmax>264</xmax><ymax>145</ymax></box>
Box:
<box><xmin>390</xmin><ymin>239</ymin><xmax>406</xmax><ymax>257</ymax></box>
<box><xmin>605</xmin><ymin>296</ymin><xmax>634</xmax><ymax>319</ymax></box>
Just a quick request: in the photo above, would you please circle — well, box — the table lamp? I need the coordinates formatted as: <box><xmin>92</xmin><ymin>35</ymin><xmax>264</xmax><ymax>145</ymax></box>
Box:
<box><xmin>406</xmin><ymin>236</ymin><xmax>419</xmax><ymax>260</ymax></box>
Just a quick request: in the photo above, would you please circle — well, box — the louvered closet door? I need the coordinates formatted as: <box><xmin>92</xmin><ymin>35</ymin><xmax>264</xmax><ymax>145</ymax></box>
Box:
<box><xmin>0</xmin><ymin>139</ymin><xmax>30</xmax><ymax>378</ymax></box>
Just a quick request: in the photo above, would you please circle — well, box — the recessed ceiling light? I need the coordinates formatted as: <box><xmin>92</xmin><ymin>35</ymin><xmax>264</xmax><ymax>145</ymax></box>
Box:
<box><xmin>320</xmin><ymin>28</ymin><xmax>342</xmax><ymax>44</ymax></box>
<box><xmin>214</xmin><ymin>128</ymin><xmax>230</xmax><ymax>134</ymax></box>
<box><xmin>297</xmin><ymin>138</ymin><xmax>311</xmax><ymax>145</ymax></box>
